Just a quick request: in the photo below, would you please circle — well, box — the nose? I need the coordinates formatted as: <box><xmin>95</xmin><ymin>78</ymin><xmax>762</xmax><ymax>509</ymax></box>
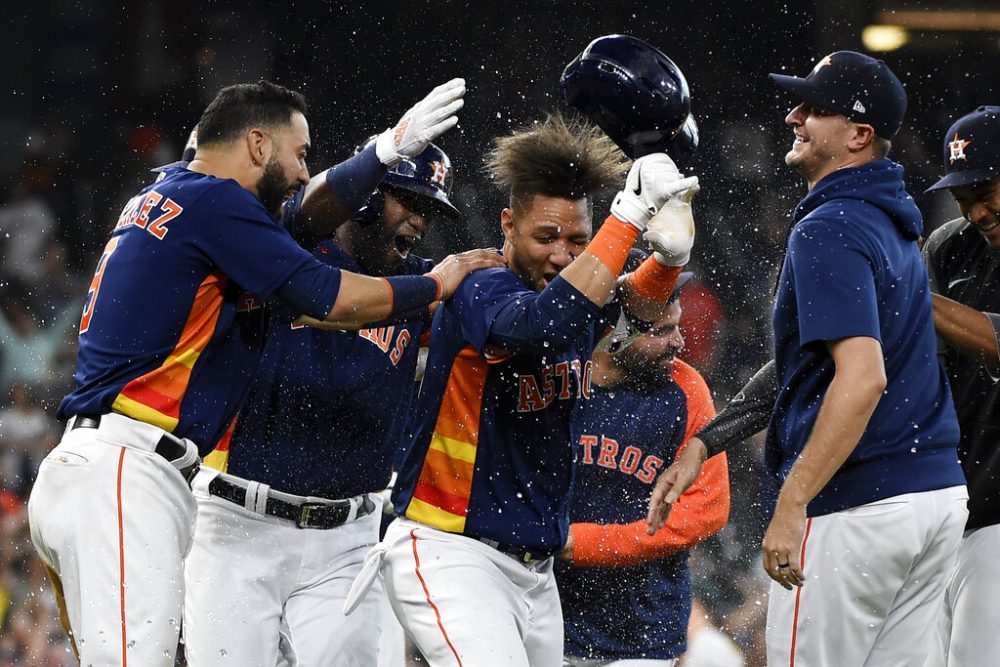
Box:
<box><xmin>407</xmin><ymin>212</ymin><xmax>429</xmax><ymax>237</ymax></box>
<box><xmin>669</xmin><ymin>327</ymin><xmax>685</xmax><ymax>351</ymax></box>
<box><xmin>297</xmin><ymin>163</ymin><xmax>310</xmax><ymax>187</ymax></box>
<box><xmin>786</xmin><ymin>103</ymin><xmax>807</xmax><ymax>127</ymax></box>
<box><xmin>549</xmin><ymin>241</ymin><xmax>574</xmax><ymax>270</ymax></box>
<box><xmin>964</xmin><ymin>201</ymin><xmax>993</xmax><ymax>225</ymax></box>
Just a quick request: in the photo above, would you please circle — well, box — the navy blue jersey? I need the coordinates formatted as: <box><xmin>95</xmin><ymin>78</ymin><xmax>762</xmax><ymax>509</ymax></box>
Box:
<box><xmin>392</xmin><ymin>268</ymin><xmax>617</xmax><ymax>554</ymax></box>
<box><xmin>58</xmin><ymin>168</ymin><xmax>341</xmax><ymax>453</ymax></box>
<box><xmin>222</xmin><ymin>240</ymin><xmax>433</xmax><ymax>498</ymax></box>
<box><xmin>770</xmin><ymin>160</ymin><xmax>964</xmax><ymax>516</ymax></box>
<box><xmin>558</xmin><ymin>359</ymin><xmax>728</xmax><ymax>660</ymax></box>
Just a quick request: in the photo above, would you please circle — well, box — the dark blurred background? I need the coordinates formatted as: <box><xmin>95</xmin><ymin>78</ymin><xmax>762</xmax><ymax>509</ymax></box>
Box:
<box><xmin>0</xmin><ymin>1</ymin><xmax>997</xmax><ymax>664</ymax></box>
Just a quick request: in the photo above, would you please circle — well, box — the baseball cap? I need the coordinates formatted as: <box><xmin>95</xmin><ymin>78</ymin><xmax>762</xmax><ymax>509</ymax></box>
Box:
<box><xmin>769</xmin><ymin>51</ymin><xmax>907</xmax><ymax>139</ymax></box>
<box><xmin>926</xmin><ymin>106</ymin><xmax>1000</xmax><ymax>192</ymax></box>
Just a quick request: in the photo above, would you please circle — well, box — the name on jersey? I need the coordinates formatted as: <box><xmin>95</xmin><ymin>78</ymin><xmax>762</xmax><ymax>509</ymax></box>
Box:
<box><xmin>517</xmin><ymin>360</ymin><xmax>592</xmax><ymax>413</ymax></box>
<box><xmin>114</xmin><ymin>190</ymin><xmax>184</xmax><ymax>239</ymax></box>
<box><xmin>577</xmin><ymin>434</ymin><xmax>664</xmax><ymax>484</ymax></box>
<box><xmin>359</xmin><ymin>326</ymin><xmax>412</xmax><ymax>366</ymax></box>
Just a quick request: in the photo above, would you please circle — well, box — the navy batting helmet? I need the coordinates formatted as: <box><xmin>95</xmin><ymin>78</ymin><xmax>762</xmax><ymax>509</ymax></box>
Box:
<box><xmin>353</xmin><ymin>138</ymin><xmax>461</xmax><ymax>224</ymax></box>
<box><xmin>561</xmin><ymin>35</ymin><xmax>696</xmax><ymax>163</ymax></box>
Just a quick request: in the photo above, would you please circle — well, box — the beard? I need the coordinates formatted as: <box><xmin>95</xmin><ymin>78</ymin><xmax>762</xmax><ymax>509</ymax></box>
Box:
<box><xmin>256</xmin><ymin>157</ymin><xmax>292</xmax><ymax>218</ymax></box>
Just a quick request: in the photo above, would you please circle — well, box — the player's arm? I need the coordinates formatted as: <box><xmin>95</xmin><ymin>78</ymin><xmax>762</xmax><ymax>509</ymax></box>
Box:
<box><xmin>566</xmin><ymin>370</ymin><xmax>729</xmax><ymax>567</ymax></box>
<box><xmin>484</xmin><ymin>155</ymin><xmax>697</xmax><ymax>351</ymax></box>
<box><xmin>763</xmin><ymin>336</ymin><xmax>886</xmax><ymax>589</ymax></box>
<box><xmin>931</xmin><ymin>293</ymin><xmax>1000</xmax><ymax>373</ymax></box>
<box><xmin>298</xmin><ymin>79</ymin><xmax>466</xmax><ymax>236</ymax></box>
<box><xmin>647</xmin><ymin>360</ymin><xmax>775</xmax><ymax>533</ymax></box>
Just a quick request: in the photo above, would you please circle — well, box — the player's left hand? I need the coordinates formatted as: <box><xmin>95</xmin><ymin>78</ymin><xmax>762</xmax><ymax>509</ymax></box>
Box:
<box><xmin>761</xmin><ymin>499</ymin><xmax>807</xmax><ymax>590</ymax></box>
<box><xmin>643</xmin><ymin>177</ymin><xmax>699</xmax><ymax>266</ymax></box>
<box><xmin>646</xmin><ymin>437</ymin><xmax>707</xmax><ymax>534</ymax></box>
<box><xmin>376</xmin><ymin>78</ymin><xmax>466</xmax><ymax>166</ymax></box>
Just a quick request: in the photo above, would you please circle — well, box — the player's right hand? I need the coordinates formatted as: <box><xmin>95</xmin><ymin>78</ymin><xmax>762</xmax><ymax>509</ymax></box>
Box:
<box><xmin>646</xmin><ymin>436</ymin><xmax>708</xmax><ymax>534</ymax></box>
<box><xmin>610</xmin><ymin>153</ymin><xmax>698</xmax><ymax>232</ymax></box>
<box><xmin>428</xmin><ymin>248</ymin><xmax>506</xmax><ymax>301</ymax></box>
<box><xmin>376</xmin><ymin>78</ymin><xmax>466</xmax><ymax>166</ymax></box>
<box><xmin>643</xmin><ymin>178</ymin><xmax>699</xmax><ymax>266</ymax></box>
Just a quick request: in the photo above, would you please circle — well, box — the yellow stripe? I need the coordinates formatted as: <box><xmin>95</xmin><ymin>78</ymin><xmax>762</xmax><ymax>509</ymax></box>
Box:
<box><xmin>166</xmin><ymin>347</ymin><xmax>201</xmax><ymax>370</ymax></box>
<box><xmin>111</xmin><ymin>394</ymin><xmax>179</xmax><ymax>431</ymax></box>
<box><xmin>203</xmin><ymin>449</ymin><xmax>229</xmax><ymax>472</ymax></box>
<box><xmin>428</xmin><ymin>433</ymin><xmax>477</xmax><ymax>465</ymax></box>
<box><xmin>405</xmin><ymin>497</ymin><xmax>467</xmax><ymax>533</ymax></box>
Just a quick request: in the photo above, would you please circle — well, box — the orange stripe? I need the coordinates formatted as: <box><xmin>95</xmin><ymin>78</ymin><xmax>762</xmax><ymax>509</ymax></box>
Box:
<box><xmin>413</xmin><ymin>479</ymin><xmax>470</xmax><ymax>517</ymax></box>
<box><xmin>789</xmin><ymin>517</ymin><xmax>813</xmax><ymax>667</ymax></box>
<box><xmin>115</xmin><ymin>271</ymin><xmax>227</xmax><ymax>426</ymax></box>
<box><xmin>432</xmin><ymin>347</ymin><xmax>488</xmax><ymax>443</ymax></box>
<box><xmin>116</xmin><ymin>448</ymin><xmax>128</xmax><ymax>667</ymax></box>
<box><xmin>418</xmin><ymin>448</ymin><xmax>474</xmax><ymax>498</ymax></box>
<box><xmin>411</xmin><ymin>529</ymin><xmax>462</xmax><ymax>666</ymax></box>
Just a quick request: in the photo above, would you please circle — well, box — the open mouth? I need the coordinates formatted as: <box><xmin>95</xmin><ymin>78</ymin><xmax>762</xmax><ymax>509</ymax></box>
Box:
<box><xmin>977</xmin><ymin>219</ymin><xmax>1000</xmax><ymax>234</ymax></box>
<box><xmin>393</xmin><ymin>233</ymin><xmax>421</xmax><ymax>259</ymax></box>
<box><xmin>542</xmin><ymin>272</ymin><xmax>558</xmax><ymax>288</ymax></box>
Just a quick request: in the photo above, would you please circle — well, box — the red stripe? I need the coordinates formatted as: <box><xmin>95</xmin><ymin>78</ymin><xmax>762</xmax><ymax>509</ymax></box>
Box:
<box><xmin>413</xmin><ymin>479</ymin><xmax>470</xmax><ymax>516</ymax></box>
<box><xmin>116</xmin><ymin>448</ymin><xmax>128</xmax><ymax>667</ymax></box>
<box><xmin>410</xmin><ymin>529</ymin><xmax>462</xmax><ymax>666</ymax></box>
<box><xmin>789</xmin><ymin>517</ymin><xmax>813</xmax><ymax>667</ymax></box>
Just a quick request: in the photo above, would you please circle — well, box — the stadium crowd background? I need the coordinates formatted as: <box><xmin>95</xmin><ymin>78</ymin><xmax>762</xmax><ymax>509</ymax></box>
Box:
<box><xmin>0</xmin><ymin>1</ymin><xmax>995</xmax><ymax>664</ymax></box>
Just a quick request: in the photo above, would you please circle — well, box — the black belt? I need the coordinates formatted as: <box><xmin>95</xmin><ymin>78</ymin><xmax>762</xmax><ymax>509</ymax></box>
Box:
<box><xmin>208</xmin><ymin>476</ymin><xmax>377</xmax><ymax>530</ymax></box>
<box><xmin>70</xmin><ymin>414</ymin><xmax>199</xmax><ymax>484</ymax></box>
<box><xmin>466</xmin><ymin>534</ymin><xmax>554</xmax><ymax>564</ymax></box>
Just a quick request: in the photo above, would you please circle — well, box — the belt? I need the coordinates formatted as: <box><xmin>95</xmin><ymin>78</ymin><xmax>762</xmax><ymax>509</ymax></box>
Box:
<box><xmin>208</xmin><ymin>475</ymin><xmax>377</xmax><ymax>530</ymax></box>
<box><xmin>69</xmin><ymin>414</ymin><xmax>199</xmax><ymax>484</ymax></box>
<box><xmin>467</xmin><ymin>534</ymin><xmax>553</xmax><ymax>564</ymax></box>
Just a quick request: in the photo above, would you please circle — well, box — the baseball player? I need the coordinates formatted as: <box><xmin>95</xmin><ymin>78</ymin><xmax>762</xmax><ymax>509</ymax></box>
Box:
<box><xmin>183</xmin><ymin>139</ymin><xmax>465</xmax><ymax>666</ymax></box>
<box><xmin>557</xmin><ymin>268</ymin><xmax>730</xmax><ymax>666</ymax></box>
<box><xmin>922</xmin><ymin>106</ymin><xmax>1000</xmax><ymax>667</ymax></box>
<box><xmin>25</xmin><ymin>79</ymin><xmax>501</xmax><ymax>666</ymax></box>
<box><xmin>653</xmin><ymin>52</ymin><xmax>968</xmax><ymax>666</ymax></box>
<box><xmin>348</xmin><ymin>112</ymin><xmax>700</xmax><ymax>666</ymax></box>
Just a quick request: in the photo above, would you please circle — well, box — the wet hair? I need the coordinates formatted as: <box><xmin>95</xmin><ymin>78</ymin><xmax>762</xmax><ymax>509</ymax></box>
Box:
<box><xmin>484</xmin><ymin>111</ymin><xmax>627</xmax><ymax>213</ymax></box>
<box><xmin>196</xmin><ymin>80</ymin><xmax>307</xmax><ymax>148</ymax></box>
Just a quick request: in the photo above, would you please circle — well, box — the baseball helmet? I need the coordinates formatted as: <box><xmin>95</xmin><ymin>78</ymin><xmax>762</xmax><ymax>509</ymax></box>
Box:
<box><xmin>353</xmin><ymin>138</ymin><xmax>461</xmax><ymax>224</ymax></box>
<box><xmin>560</xmin><ymin>34</ymin><xmax>696</xmax><ymax>162</ymax></box>
<box><xmin>926</xmin><ymin>106</ymin><xmax>1000</xmax><ymax>192</ymax></box>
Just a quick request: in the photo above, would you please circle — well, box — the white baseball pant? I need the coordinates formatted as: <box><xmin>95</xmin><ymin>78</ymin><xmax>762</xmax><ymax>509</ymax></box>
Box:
<box><xmin>380</xmin><ymin>517</ymin><xmax>563</xmax><ymax>667</ymax></box>
<box><xmin>183</xmin><ymin>467</ymin><xmax>382</xmax><ymax>666</ymax></box>
<box><xmin>766</xmin><ymin>486</ymin><xmax>968</xmax><ymax>667</ymax></box>
<box><xmin>27</xmin><ymin>413</ymin><xmax>199</xmax><ymax>666</ymax></box>
<box><xmin>563</xmin><ymin>656</ymin><xmax>677</xmax><ymax>666</ymax></box>
<box><xmin>925</xmin><ymin>522</ymin><xmax>1000</xmax><ymax>667</ymax></box>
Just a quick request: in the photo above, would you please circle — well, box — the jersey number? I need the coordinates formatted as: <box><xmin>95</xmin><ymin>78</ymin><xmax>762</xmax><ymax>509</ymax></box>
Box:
<box><xmin>80</xmin><ymin>236</ymin><xmax>122</xmax><ymax>334</ymax></box>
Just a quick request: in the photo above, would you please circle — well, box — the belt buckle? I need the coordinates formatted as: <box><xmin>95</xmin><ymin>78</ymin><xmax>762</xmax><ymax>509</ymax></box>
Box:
<box><xmin>295</xmin><ymin>501</ymin><xmax>348</xmax><ymax>529</ymax></box>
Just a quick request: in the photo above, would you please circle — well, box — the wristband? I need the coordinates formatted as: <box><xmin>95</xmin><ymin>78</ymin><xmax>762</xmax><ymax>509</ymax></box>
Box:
<box><xmin>627</xmin><ymin>256</ymin><xmax>682</xmax><ymax>301</ymax></box>
<box><xmin>381</xmin><ymin>275</ymin><xmax>440</xmax><ymax>318</ymax></box>
<box><xmin>587</xmin><ymin>216</ymin><xmax>641</xmax><ymax>276</ymax></box>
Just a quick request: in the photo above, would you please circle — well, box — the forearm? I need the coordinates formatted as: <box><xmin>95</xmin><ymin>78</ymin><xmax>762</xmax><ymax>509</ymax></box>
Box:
<box><xmin>932</xmin><ymin>293</ymin><xmax>1000</xmax><ymax>371</ymax></box>
<box><xmin>698</xmin><ymin>360</ymin><xmax>776</xmax><ymax>457</ymax></box>
<box><xmin>323</xmin><ymin>272</ymin><xmax>438</xmax><ymax>325</ymax></box>
<box><xmin>558</xmin><ymin>216</ymin><xmax>640</xmax><ymax>306</ymax></box>
<box><xmin>298</xmin><ymin>143</ymin><xmax>386</xmax><ymax>236</ymax></box>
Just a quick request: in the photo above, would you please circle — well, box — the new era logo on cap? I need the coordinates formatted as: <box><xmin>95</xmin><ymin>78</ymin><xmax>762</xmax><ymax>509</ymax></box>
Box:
<box><xmin>927</xmin><ymin>106</ymin><xmax>1000</xmax><ymax>192</ymax></box>
<box><xmin>769</xmin><ymin>51</ymin><xmax>908</xmax><ymax>139</ymax></box>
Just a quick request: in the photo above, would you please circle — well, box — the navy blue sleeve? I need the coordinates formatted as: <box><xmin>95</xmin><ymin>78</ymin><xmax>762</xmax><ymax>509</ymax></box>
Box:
<box><xmin>322</xmin><ymin>142</ymin><xmax>385</xmax><ymax>215</ymax></box>
<box><xmin>452</xmin><ymin>269</ymin><xmax>602</xmax><ymax>354</ymax></box>
<box><xmin>274</xmin><ymin>258</ymin><xmax>343</xmax><ymax>320</ymax></box>
<box><xmin>789</xmin><ymin>217</ymin><xmax>881</xmax><ymax>348</ymax></box>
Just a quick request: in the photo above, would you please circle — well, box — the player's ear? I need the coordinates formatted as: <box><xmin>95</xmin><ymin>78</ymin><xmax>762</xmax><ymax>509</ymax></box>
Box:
<box><xmin>246</xmin><ymin>128</ymin><xmax>268</xmax><ymax>166</ymax></box>
<box><xmin>848</xmin><ymin>122</ymin><xmax>876</xmax><ymax>154</ymax></box>
<box><xmin>500</xmin><ymin>207</ymin><xmax>516</xmax><ymax>244</ymax></box>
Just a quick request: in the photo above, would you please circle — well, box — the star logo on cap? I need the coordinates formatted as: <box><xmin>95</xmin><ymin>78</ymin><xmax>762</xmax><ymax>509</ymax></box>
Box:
<box><xmin>948</xmin><ymin>132</ymin><xmax>971</xmax><ymax>163</ymax></box>
<box><xmin>811</xmin><ymin>55</ymin><xmax>833</xmax><ymax>76</ymax></box>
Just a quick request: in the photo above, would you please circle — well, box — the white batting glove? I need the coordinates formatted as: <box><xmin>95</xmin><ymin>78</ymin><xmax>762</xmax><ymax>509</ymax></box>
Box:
<box><xmin>610</xmin><ymin>153</ymin><xmax>697</xmax><ymax>231</ymax></box>
<box><xmin>644</xmin><ymin>179</ymin><xmax>699</xmax><ymax>266</ymax></box>
<box><xmin>375</xmin><ymin>78</ymin><xmax>466</xmax><ymax>166</ymax></box>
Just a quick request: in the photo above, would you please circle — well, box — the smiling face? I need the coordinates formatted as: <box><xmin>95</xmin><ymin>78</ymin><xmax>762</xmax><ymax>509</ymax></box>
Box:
<box><xmin>256</xmin><ymin>111</ymin><xmax>311</xmax><ymax>217</ymax></box>
<box><xmin>783</xmin><ymin>102</ymin><xmax>858</xmax><ymax>188</ymax></box>
<box><xmin>500</xmin><ymin>194</ymin><xmax>592</xmax><ymax>292</ymax></box>
<box><xmin>951</xmin><ymin>177</ymin><xmax>1000</xmax><ymax>250</ymax></box>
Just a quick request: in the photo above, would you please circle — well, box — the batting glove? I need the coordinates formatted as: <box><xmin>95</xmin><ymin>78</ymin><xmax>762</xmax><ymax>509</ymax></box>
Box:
<box><xmin>644</xmin><ymin>178</ymin><xmax>699</xmax><ymax>266</ymax></box>
<box><xmin>375</xmin><ymin>78</ymin><xmax>466</xmax><ymax>166</ymax></box>
<box><xmin>610</xmin><ymin>153</ymin><xmax>697</xmax><ymax>232</ymax></box>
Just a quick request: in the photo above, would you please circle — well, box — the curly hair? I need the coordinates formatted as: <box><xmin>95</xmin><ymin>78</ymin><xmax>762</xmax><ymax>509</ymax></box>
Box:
<box><xmin>197</xmin><ymin>80</ymin><xmax>308</xmax><ymax>148</ymax></box>
<box><xmin>484</xmin><ymin>112</ymin><xmax>627</xmax><ymax>212</ymax></box>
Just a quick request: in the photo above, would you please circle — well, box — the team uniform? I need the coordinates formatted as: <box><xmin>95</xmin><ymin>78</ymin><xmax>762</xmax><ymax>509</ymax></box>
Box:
<box><xmin>26</xmin><ymin>166</ymin><xmax>343</xmax><ymax>666</ymax></box>
<box><xmin>766</xmin><ymin>159</ymin><xmax>967</xmax><ymax>666</ymax></box>
<box><xmin>376</xmin><ymin>266</ymin><xmax>617</xmax><ymax>666</ymax></box>
<box><xmin>557</xmin><ymin>359</ymin><xmax>729</xmax><ymax>666</ymax></box>
<box><xmin>923</xmin><ymin>218</ymin><xmax>1000</xmax><ymax>666</ymax></box>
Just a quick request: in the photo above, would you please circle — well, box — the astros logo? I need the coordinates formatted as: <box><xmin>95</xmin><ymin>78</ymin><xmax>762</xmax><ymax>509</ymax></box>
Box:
<box><xmin>429</xmin><ymin>161</ymin><xmax>449</xmax><ymax>187</ymax></box>
<box><xmin>811</xmin><ymin>55</ymin><xmax>833</xmax><ymax>76</ymax></box>
<box><xmin>948</xmin><ymin>133</ymin><xmax>971</xmax><ymax>163</ymax></box>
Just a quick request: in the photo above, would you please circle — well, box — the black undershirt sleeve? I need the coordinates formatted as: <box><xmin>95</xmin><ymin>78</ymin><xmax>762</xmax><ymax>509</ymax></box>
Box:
<box><xmin>698</xmin><ymin>360</ymin><xmax>776</xmax><ymax>458</ymax></box>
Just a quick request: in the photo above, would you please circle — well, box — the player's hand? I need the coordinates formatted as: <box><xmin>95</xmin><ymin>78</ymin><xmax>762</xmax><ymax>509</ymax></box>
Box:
<box><xmin>643</xmin><ymin>178</ymin><xmax>699</xmax><ymax>266</ymax></box>
<box><xmin>376</xmin><ymin>79</ymin><xmax>466</xmax><ymax>166</ymax></box>
<box><xmin>646</xmin><ymin>437</ymin><xmax>707</xmax><ymax>534</ymax></box>
<box><xmin>761</xmin><ymin>498</ymin><xmax>807</xmax><ymax>590</ymax></box>
<box><xmin>610</xmin><ymin>153</ymin><xmax>698</xmax><ymax>232</ymax></box>
<box><xmin>428</xmin><ymin>248</ymin><xmax>506</xmax><ymax>300</ymax></box>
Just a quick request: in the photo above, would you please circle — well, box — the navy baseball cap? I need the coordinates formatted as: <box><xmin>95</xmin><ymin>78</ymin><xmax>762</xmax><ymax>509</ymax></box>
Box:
<box><xmin>769</xmin><ymin>51</ymin><xmax>907</xmax><ymax>139</ymax></box>
<box><xmin>926</xmin><ymin>106</ymin><xmax>1000</xmax><ymax>192</ymax></box>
